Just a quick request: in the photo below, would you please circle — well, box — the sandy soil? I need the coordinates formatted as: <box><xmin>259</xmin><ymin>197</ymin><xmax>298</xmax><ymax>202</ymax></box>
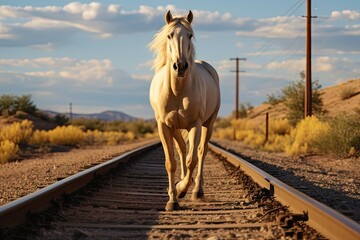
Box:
<box><xmin>0</xmin><ymin>139</ymin><xmax>158</xmax><ymax>206</ymax></box>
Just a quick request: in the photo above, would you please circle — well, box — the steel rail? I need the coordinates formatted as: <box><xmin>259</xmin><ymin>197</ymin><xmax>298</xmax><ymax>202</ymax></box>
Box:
<box><xmin>209</xmin><ymin>142</ymin><xmax>360</xmax><ymax>240</ymax></box>
<box><xmin>0</xmin><ymin>141</ymin><xmax>161</xmax><ymax>228</ymax></box>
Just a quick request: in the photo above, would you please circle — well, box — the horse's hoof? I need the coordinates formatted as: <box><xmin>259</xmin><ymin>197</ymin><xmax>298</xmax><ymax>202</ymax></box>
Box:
<box><xmin>178</xmin><ymin>190</ymin><xmax>187</xmax><ymax>199</ymax></box>
<box><xmin>175</xmin><ymin>182</ymin><xmax>187</xmax><ymax>199</ymax></box>
<box><xmin>191</xmin><ymin>190</ymin><xmax>204</xmax><ymax>201</ymax></box>
<box><xmin>165</xmin><ymin>201</ymin><xmax>180</xmax><ymax>211</ymax></box>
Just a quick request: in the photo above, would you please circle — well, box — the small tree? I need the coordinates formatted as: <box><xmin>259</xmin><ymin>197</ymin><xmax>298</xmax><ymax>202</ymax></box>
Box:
<box><xmin>231</xmin><ymin>102</ymin><xmax>253</xmax><ymax>119</ymax></box>
<box><xmin>0</xmin><ymin>94</ymin><xmax>38</xmax><ymax>116</ymax></box>
<box><xmin>15</xmin><ymin>95</ymin><xmax>37</xmax><ymax>115</ymax></box>
<box><xmin>281</xmin><ymin>71</ymin><xmax>324</xmax><ymax>125</ymax></box>
<box><xmin>0</xmin><ymin>95</ymin><xmax>16</xmax><ymax>116</ymax></box>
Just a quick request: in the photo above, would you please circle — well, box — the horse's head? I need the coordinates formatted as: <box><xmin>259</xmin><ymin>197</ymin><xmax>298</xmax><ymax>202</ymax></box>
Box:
<box><xmin>165</xmin><ymin>10</ymin><xmax>194</xmax><ymax>78</ymax></box>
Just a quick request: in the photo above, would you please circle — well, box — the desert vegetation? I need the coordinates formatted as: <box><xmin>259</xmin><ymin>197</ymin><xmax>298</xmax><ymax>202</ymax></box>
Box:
<box><xmin>214</xmin><ymin>78</ymin><xmax>360</xmax><ymax>158</ymax></box>
<box><xmin>0</xmin><ymin>95</ymin><xmax>157</xmax><ymax>163</ymax></box>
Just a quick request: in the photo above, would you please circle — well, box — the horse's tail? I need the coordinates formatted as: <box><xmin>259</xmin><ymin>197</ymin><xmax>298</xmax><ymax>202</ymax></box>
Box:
<box><xmin>195</xmin><ymin>60</ymin><xmax>220</xmax><ymax>86</ymax></box>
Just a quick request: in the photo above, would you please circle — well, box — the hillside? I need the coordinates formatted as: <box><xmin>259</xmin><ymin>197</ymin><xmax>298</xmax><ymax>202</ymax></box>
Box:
<box><xmin>246</xmin><ymin>79</ymin><xmax>360</xmax><ymax>124</ymax></box>
<box><xmin>44</xmin><ymin>110</ymin><xmax>136</xmax><ymax>122</ymax></box>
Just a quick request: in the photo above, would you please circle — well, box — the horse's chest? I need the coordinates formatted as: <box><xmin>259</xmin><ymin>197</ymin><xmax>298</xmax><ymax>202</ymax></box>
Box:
<box><xmin>162</xmin><ymin>97</ymin><xmax>198</xmax><ymax>129</ymax></box>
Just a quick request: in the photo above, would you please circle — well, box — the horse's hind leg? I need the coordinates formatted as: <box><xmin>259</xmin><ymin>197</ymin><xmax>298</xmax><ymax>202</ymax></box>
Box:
<box><xmin>191</xmin><ymin>116</ymin><xmax>216</xmax><ymax>201</ymax></box>
<box><xmin>173</xmin><ymin>129</ymin><xmax>187</xmax><ymax>180</ymax></box>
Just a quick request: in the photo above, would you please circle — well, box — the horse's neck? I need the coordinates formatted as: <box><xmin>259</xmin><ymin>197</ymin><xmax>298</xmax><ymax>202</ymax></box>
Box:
<box><xmin>166</xmin><ymin>63</ymin><xmax>193</xmax><ymax>97</ymax></box>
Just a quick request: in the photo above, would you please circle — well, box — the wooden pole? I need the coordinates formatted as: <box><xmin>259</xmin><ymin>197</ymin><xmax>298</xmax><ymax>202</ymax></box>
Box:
<box><xmin>230</xmin><ymin>57</ymin><xmax>246</xmax><ymax>140</ymax></box>
<box><xmin>265</xmin><ymin>112</ymin><xmax>269</xmax><ymax>143</ymax></box>
<box><xmin>305</xmin><ymin>0</ymin><xmax>312</xmax><ymax>117</ymax></box>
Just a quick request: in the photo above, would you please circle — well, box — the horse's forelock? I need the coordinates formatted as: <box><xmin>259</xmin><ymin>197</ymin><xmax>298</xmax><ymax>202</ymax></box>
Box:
<box><xmin>149</xmin><ymin>17</ymin><xmax>195</xmax><ymax>72</ymax></box>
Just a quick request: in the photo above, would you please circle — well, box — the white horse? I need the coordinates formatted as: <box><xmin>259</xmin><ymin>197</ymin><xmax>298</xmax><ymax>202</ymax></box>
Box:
<box><xmin>149</xmin><ymin>10</ymin><xmax>220</xmax><ymax>211</ymax></box>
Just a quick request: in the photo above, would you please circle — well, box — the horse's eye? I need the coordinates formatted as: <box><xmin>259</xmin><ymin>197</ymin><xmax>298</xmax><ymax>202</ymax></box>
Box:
<box><xmin>167</xmin><ymin>35</ymin><xmax>171</xmax><ymax>39</ymax></box>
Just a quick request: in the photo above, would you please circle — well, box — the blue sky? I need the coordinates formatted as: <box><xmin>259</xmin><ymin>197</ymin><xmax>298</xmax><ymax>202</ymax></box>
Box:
<box><xmin>0</xmin><ymin>1</ymin><xmax>359</xmax><ymax>118</ymax></box>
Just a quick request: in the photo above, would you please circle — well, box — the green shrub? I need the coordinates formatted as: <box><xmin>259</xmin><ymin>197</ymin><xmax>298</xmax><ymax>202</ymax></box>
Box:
<box><xmin>265</xmin><ymin>93</ymin><xmax>282</xmax><ymax>106</ymax></box>
<box><xmin>0</xmin><ymin>94</ymin><xmax>37</xmax><ymax>116</ymax></box>
<box><xmin>312</xmin><ymin>114</ymin><xmax>360</xmax><ymax>157</ymax></box>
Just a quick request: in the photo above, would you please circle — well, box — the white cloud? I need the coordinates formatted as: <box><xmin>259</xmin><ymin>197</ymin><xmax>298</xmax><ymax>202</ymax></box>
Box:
<box><xmin>266</xmin><ymin>58</ymin><xmax>305</xmax><ymax>71</ymax></box>
<box><xmin>0</xmin><ymin>57</ymin><xmax>113</xmax><ymax>84</ymax></box>
<box><xmin>331</xmin><ymin>10</ymin><xmax>360</xmax><ymax>20</ymax></box>
<box><xmin>59</xmin><ymin>59</ymin><xmax>113</xmax><ymax>84</ymax></box>
<box><xmin>30</xmin><ymin>42</ymin><xmax>55</xmax><ymax>51</ymax></box>
<box><xmin>131</xmin><ymin>73</ymin><xmax>153</xmax><ymax>81</ymax></box>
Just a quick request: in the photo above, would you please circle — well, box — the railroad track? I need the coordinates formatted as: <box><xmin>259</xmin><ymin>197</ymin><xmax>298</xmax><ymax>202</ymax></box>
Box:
<box><xmin>0</xmin><ymin>142</ymin><xmax>359</xmax><ymax>239</ymax></box>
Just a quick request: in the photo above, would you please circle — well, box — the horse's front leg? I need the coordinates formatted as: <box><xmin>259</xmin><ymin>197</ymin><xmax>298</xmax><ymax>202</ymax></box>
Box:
<box><xmin>176</xmin><ymin>121</ymin><xmax>201</xmax><ymax>198</ymax></box>
<box><xmin>157</xmin><ymin>122</ymin><xmax>179</xmax><ymax>211</ymax></box>
<box><xmin>173</xmin><ymin>129</ymin><xmax>187</xmax><ymax>180</ymax></box>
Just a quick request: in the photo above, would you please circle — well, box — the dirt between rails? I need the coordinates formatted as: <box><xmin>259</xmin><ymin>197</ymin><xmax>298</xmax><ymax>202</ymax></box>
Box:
<box><xmin>0</xmin><ymin>137</ymin><xmax>359</xmax><ymax>225</ymax></box>
<box><xmin>212</xmin><ymin>139</ymin><xmax>360</xmax><ymax>224</ymax></box>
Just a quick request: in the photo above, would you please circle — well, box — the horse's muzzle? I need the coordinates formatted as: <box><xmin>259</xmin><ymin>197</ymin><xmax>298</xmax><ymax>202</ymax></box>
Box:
<box><xmin>173</xmin><ymin>61</ymin><xmax>188</xmax><ymax>77</ymax></box>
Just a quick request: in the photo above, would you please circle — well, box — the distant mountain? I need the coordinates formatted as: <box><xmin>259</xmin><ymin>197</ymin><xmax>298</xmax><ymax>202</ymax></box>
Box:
<box><xmin>44</xmin><ymin>110</ymin><xmax>136</xmax><ymax>122</ymax></box>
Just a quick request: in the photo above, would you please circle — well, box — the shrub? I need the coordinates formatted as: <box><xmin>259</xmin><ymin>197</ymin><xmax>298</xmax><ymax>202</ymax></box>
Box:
<box><xmin>0</xmin><ymin>94</ymin><xmax>37</xmax><ymax>116</ymax></box>
<box><xmin>285</xmin><ymin>116</ymin><xmax>329</xmax><ymax>155</ymax></box>
<box><xmin>214</xmin><ymin>117</ymin><xmax>232</xmax><ymax>129</ymax></box>
<box><xmin>47</xmin><ymin>125</ymin><xmax>86</xmax><ymax>146</ymax></box>
<box><xmin>269</xmin><ymin>118</ymin><xmax>292</xmax><ymax>135</ymax></box>
<box><xmin>312</xmin><ymin>114</ymin><xmax>360</xmax><ymax>157</ymax></box>
<box><xmin>339</xmin><ymin>86</ymin><xmax>356</xmax><ymax>100</ymax></box>
<box><xmin>213</xmin><ymin>127</ymin><xmax>233</xmax><ymax>140</ymax></box>
<box><xmin>231</xmin><ymin>102</ymin><xmax>253</xmax><ymax>119</ymax></box>
<box><xmin>278</xmin><ymin>72</ymin><xmax>324</xmax><ymax>125</ymax></box>
<box><xmin>30</xmin><ymin>130</ymin><xmax>49</xmax><ymax>145</ymax></box>
<box><xmin>0</xmin><ymin>120</ymin><xmax>33</xmax><ymax>145</ymax></box>
<box><xmin>232</xmin><ymin>119</ymin><xmax>254</xmax><ymax>131</ymax></box>
<box><xmin>0</xmin><ymin>140</ymin><xmax>19</xmax><ymax>163</ymax></box>
<box><xmin>263</xmin><ymin>134</ymin><xmax>291</xmax><ymax>152</ymax></box>
<box><xmin>265</xmin><ymin>93</ymin><xmax>282</xmax><ymax>106</ymax></box>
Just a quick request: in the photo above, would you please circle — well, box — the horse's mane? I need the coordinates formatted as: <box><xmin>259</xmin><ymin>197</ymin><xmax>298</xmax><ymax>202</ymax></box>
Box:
<box><xmin>149</xmin><ymin>16</ymin><xmax>195</xmax><ymax>72</ymax></box>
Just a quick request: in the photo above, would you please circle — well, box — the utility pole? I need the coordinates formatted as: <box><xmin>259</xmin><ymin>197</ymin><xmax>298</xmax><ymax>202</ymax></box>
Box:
<box><xmin>303</xmin><ymin>0</ymin><xmax>317</xmax><ymax>117</ymax></box>
<box><xmin>230</xmin><ymin>57</ymin><xmax>246</xmax><ymax>140</ymax></box>
<box><xmin>69</xmin><ymin>102</ymin><xmax>73</xmax><ymax>121</ymax></box>
<box><xmin>230</xmin><ymin>57</ymin><xmax>247</xmax><ymax>119</ymax></box>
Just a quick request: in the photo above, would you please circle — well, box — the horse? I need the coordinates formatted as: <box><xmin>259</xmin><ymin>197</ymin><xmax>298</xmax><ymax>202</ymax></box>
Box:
<box><xmin>149</xmin><ymin>10</ymin><xmax>220</xmax><ymax>211</ymax></box>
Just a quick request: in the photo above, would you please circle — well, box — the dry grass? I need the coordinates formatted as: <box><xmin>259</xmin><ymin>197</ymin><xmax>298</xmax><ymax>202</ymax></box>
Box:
<box><xmin>1</xmin><ymin>120</ymin><xmax>157</xmax><ymax>163</ymax></box>
<box><xmin>214</xmin><ymin>116</ymin><xmax>331</xmax><ymax>156</ymax></box>
<box><xmin>246</xmin><ymin>79</ymin><xmax>360</xmax><ymax>125</ymax></box>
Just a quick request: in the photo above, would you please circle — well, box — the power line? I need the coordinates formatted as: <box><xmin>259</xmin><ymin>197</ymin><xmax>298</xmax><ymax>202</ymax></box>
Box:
<box><xmin>251</xmin><ymin>0</ymin><xmax>305</xmax><ymax>60</ymax></box>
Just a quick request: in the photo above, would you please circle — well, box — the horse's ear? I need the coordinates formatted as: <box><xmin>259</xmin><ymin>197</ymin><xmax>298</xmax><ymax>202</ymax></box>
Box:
<box><xmin>186</xmin><ymin>10</ymin><xmax>193</xmax><ymax>24</ymax></box>
<box><xmin>165</xmin><ymin>10</ymin><xmax>173</xmax><ymax>24</ymax></box>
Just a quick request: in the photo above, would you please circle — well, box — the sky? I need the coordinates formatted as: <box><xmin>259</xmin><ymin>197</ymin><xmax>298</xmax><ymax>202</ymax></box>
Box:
<box><xmin>0</xmin><ymin>1</ymin><xmax>359</xmax><ymax>118</ymax></box>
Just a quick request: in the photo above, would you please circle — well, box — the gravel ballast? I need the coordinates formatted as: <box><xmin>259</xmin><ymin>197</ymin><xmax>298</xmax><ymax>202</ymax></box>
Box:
<box><xmin>1</xmin><ymin>138</ymin><xmax>359</xmax><ymax>224</ymax></box>
<box><xmin>212</xmin><ymin>139</ymin><xmax>360</xmax><ymax>223</ymax></box>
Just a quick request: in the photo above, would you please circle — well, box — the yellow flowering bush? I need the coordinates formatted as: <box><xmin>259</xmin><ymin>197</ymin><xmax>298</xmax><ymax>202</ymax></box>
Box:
<box><xmin>0</xmin><ymin>120</ymin><xmax>33</xmax><ymax>144</ymax></box>
<box><xmin>0</xmin><ymin>140</ymin><xmax>19</xmax><ymax>163</ymax></box>
<box><xmin>47</xmin><ymin>125</ymin><xmax>86</xmax><ymax>146</ymax></box>
<box><xmin>285</xmin><ymin>116</ymin><xmax>329</xmax><ymax>155</ymax></box>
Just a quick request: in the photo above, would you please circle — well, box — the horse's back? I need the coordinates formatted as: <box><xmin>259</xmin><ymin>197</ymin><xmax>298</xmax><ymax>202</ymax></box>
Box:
<box><xmin>194</xmin><ymin>60</ymin><xmax>221</xmax><ymax>121</ymax></box>
<box><xmin>195</xmin><ymin>60</ymin><xmax>220</xmax><ymax>86</ymax></box>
